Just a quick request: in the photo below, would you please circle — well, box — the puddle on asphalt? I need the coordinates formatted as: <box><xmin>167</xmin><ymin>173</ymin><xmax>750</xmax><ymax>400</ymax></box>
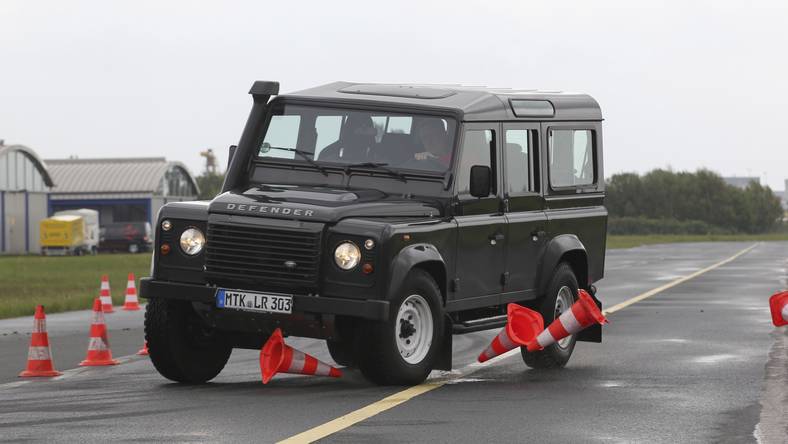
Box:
<box><xmin>693</xmin><ymin>354</ymin><xmax>739</xmax><ymax>364</ymax></box>
<box><xmin>443</xmin><ymin>378</ymin><xmax>489</xmax><ymax>385</ymax></box>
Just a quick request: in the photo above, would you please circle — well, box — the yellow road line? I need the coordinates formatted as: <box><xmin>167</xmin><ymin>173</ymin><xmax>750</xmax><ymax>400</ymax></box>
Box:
<box><xmin>603</xmin><ymin>243</ymin><xmax>758</xmax><ymax>315</ymax></box>
<box><xmin>278</xmin><ymin>243</ymin><xmax>758</xmax><ymax>444</ymax></box>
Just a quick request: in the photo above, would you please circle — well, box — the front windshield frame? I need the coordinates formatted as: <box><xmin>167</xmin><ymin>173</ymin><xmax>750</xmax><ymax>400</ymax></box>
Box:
<box><xmin>253</xmin><ymin>99</ymin><xmax>461</xmax><ymax>178</ymax></box>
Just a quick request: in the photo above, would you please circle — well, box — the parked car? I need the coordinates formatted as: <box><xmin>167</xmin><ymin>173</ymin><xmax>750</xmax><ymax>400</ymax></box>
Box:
<box><xmin>141</xmin><ymin>81</ymin><xmax>607</xmax><ymax>385</ymax></box>
<box><xmin>100</xmin><ymin>222</ymin><xmax>152</xmax><ymax>253</ymax></box>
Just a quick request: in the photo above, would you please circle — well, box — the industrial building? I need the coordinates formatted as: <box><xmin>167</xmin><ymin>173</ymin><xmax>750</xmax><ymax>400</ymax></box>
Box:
<box><xmin>46</xmin><ymin>157</ymin><xmax>199</xmax><ymax>228</ymax></box>
<box><xmin>1</xmin><ymin>147</ymin><xmax>200</xmax><ymax>255</ymax></box>
<box><xmin>0</xmin><ymin>142</ymin><xmax>54</xmax><ymax>254</ymax></box>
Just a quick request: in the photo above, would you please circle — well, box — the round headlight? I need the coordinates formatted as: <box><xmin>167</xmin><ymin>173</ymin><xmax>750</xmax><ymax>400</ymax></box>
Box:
<box><xmin>179</xmin><ymin>228</ymin><xmax>205</xmax><ymax>255</ymax></box>
<box><xmin>334</xmin><ymin>242</ymin><xmax>361</xmax><ymax>270</ymax></box>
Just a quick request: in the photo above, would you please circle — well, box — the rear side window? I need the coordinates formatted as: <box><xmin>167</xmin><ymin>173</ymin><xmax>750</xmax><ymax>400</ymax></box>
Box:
<box><xmin>548</xmin><ymin>129</ymin><xmax>594</xmax><ymax>188</ymax></box>
<box><xmin>504</xmin><ymin>129</ymin><xmax>535</xmax><ymax>194</ymax></box>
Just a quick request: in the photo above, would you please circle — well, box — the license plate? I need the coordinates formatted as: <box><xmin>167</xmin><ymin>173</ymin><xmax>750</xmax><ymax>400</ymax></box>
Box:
<box><xmin>216</xmin><ymin>289</ymin><xmax>293</xmax><ymax>314</ymax></box>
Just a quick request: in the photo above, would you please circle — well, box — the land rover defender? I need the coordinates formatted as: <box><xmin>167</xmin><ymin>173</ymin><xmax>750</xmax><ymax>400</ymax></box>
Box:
<box><xmin>140</xmin><ymin>81</ymin><xmax>607</xmax><ymax>385</ymax></box>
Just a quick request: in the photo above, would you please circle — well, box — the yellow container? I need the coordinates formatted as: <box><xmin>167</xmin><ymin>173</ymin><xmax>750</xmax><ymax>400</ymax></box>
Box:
<box><xmin>40</xmin><ymin>215</ymin><xmax>85</xmax><ymax>248</ymax></box>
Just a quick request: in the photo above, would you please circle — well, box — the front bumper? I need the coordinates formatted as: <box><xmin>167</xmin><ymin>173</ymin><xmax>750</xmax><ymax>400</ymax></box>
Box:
<box><xmin>139</xmin><ymin>278</ymin><xmax>389</xmax><ymax>321</ymax></box>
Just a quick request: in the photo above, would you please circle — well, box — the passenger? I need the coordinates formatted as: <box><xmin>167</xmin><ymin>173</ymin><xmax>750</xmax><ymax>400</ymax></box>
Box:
<box><xmin>413</xmin><ymin>119</ymin><xmax>451</xmax><ymax>168</ymax></box>
<box><xmin>318</xmin><ymin>114</ymin><xmax>376</xmax><ymax>162</ymax></box>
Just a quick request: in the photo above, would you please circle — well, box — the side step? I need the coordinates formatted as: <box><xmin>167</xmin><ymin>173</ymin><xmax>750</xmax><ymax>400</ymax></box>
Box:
<box><xmin>452</xmin><ymin>314</ymin><xmax>507</xmax><ymax>334</ymax></box>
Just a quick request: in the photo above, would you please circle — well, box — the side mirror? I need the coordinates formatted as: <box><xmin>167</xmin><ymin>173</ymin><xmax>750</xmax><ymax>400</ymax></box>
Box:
<box><xmin>469</xmin><ymin>165</ymin><xmax>492</xmax><ymax>198</ymax></box>
<box><xmin>228</xmin><ymin>145</ymin><xmax>238</xmax><ymax>167</ymax></box>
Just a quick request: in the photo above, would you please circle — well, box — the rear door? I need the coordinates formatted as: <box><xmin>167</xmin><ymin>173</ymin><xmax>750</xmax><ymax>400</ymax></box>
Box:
<box><xmin>501</xmin><ymin>124</ymin><xmax>547</xmax><ymax>302</ymax></box>
<box><xmin>452</xmin><ymin>124</ymin><xmax>507</xmax><ymax>305</ymax></box>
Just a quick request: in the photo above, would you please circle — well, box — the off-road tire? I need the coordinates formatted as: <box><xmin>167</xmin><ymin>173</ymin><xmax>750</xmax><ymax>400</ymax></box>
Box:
<box><xmin>145</xmin><ymin>298</ymin><xmax>232</xmax><ymax>383</ymax></box>
<box><xmin>521</xmin><ymin>262</ymin><xmax>579</xmax><ymax>369</ymax></box>
<box><xmin>354</xmin><ymin>269</ymin><xmax>444</xmax><ymax>385</ymax></box>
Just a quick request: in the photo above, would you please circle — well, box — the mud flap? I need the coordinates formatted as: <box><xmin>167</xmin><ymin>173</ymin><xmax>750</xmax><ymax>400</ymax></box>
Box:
<box><xmin>434</xmin><ymin>315</ymin><xmax>453</xmax><ymax>371</ymax></box>
<box><xmin>577</xmin><ymin>289</ymin><xmax>603</xmax><ymax>343</ymax></box>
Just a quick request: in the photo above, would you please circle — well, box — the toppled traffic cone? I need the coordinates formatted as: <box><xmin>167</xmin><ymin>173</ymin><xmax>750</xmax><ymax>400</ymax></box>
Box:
<box><xmin>526</xmin><ymin>289</ymin><xmax>608</xmax><ymax>352</ymax></box>
<box><xmin>19</xmin><ymin>305</ymin><xmax>62</xmax><ymax>377</ymax></box>
<box><xmin>260</xmin><ymin>328</ymin><xmax>341</xmax><ymax>384</ymax></box>
<box><xmin>478</xmin><ymin>304</ymin><xmax>544</xmax><ymax>362</ymax></box>
<box><xmin>122</xmin><ymin>273</ymin><xmax>141</xmax><ymax>311</ymax></box>
<box><xmin>770</xmin><ymin>291</ymin><xmax>788</xmax><ymax>327</ymax></box>
<box><xmin>137</xmin><ymin>341</ymin><xmax>149</xmax><ymax>356</ymax></box>
<box><xmin>79</xmin><ymin>298</ymin><xmax>119</xmax><ymax>366</ymax></box>
<box><xmin>99</xmin><ymin>274</ymin><xmax>114</xmax><ymax>313</ymax></box>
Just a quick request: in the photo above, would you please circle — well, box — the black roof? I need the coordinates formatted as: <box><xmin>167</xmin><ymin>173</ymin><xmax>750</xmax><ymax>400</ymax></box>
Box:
<box><xmin>281</xmin><ymin>82</ymin><xmax>602</xmax><ymax>121</ymax></box>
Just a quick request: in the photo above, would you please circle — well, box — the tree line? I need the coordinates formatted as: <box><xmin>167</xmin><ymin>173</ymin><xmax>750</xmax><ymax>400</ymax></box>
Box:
<box><xmin>606</xmin><ymin>169</ymin><xmax>784</xmax><ymax>234</ymax></box>
<box><xmin>194</xmin><ymin>168</ymin><xmax>784</xmax><ymax>235</ymax></box>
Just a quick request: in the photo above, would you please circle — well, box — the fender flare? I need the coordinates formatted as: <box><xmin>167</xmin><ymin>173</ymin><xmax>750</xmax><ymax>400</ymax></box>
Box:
<box><xmin>536</xmin><ymin>234</ymin><xmax>589</xmax><ymax>295</ymax></box>
<box><xmin>386</xmin><ymin>243</ymin><xmax>447</xmax><ymax>304</ymax></box>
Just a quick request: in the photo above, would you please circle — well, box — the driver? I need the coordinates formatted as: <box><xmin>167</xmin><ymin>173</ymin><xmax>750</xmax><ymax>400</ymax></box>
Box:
<box><xmin>413</xmin><ymin>118</ymin><xmax>451</xmax><ymax>168</ymax></box>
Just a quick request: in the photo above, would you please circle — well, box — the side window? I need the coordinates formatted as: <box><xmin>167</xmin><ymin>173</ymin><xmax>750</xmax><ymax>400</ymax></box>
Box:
<box><xmin>549</xmin><ymin>129</ymin><xmax>594</xmax><ymax>187</ymax></box>
<box><xmin>504</xmin><ymin>129</ymin><xmax>534</xmax><ymax>194</ymax></box>
<box><xmin>260</xmin><ymin>115</ymin><xmax>301</xmax><ymax>159</ymax></box>
<box><xmin>456</xmin><ymin>129</ymin><xmax>496</xmax><ymax>196</ymax></box>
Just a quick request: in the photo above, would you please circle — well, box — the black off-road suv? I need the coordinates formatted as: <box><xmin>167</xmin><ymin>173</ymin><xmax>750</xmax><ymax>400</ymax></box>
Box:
<box><xmin>140</xmin><ymin>81</ymin><xmax>607</xmax><ymax>385</ymax></box>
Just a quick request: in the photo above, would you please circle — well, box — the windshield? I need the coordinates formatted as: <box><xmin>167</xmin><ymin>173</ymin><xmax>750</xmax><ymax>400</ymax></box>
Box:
<box><xmin>257</xmin><ymin>104</ymin><xmax>458</xmax><ymax>173</ymax></box>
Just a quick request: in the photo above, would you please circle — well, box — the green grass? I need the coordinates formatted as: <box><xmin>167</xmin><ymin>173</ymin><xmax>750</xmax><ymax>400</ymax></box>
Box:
<box><xmin>0</xmin><ymin>254</ymin><xmax>151</xmax><ymax>319</ymax></box>
<box><xmin>1</xmin><ymin>232</ymin><xmax>787</xmax><ymax>319</ymax></box>
<box><xmin>607</xmin><ymin>233</ymin><xmax>788</xmax><ymax>249</ymax></box>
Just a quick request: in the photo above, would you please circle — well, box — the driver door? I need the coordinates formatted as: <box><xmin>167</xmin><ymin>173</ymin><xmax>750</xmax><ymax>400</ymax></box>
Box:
<box><xmin>452</xmin><ymin>124</ymin><xmax>507</xmax><ymax>307</ymax></box>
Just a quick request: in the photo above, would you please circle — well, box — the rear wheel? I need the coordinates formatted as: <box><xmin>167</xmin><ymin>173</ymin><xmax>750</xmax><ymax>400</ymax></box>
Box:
<box><xmin>521</xmin><ymin>262</ymin><xmax>579</xmax><ymax>369</ymax></box>
<box><xmin>145</xmin><ymin>298</ymin><xmax>232</xmax><ymax>383</ymax></box>
<box><xmin>355</xmin><ymin>269</ymin><xmax>444</xmax><ymax>385</ymax></box>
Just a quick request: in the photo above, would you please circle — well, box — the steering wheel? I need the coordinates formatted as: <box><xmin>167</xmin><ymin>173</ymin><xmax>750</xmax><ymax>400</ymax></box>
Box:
<box><xmin>401</xmin><ymin>155</ymin><xmax>447</xmax><ymax>172</ymax></box>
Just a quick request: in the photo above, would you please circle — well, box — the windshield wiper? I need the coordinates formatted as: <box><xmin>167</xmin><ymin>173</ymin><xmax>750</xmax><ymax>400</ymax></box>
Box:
<box><xmin>345</xmin><ymin>162</ymin><xmax>407</xmax><ymax>182</ymax></box>
<box><xmin>263</xmin><ymin>145</ymin><xmax>328</xmax><ymax>176</ymax></box>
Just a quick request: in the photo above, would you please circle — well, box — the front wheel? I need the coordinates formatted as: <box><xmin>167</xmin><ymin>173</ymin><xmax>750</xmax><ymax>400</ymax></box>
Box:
<box><xmin>144</xmin><ymin>298</ymin><xmax>232</xmax><ymax>383</ymax></box>
<box><xmin>521</xmin><ymin>262</ymin><xmax>579</xmax><ymax>369</ymax></box>
<box><xmin>355</xmin><ymin>269</ymin><xmax>444</xmax><ymax>385</ymax></box>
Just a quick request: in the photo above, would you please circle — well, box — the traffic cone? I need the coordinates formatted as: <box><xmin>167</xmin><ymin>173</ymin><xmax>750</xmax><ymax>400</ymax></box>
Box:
<box><xmin>99</xmin><ymin>274</ymin><xmax>114</xmax><ymax>313</ymax></box>
<box><xmin>19</xmin><ymin>305</ymin><xmax>62</xmax><ymax>377</ymax></box>
<box><xmin>478</xmin><ymin>304</ymin><xmax>544</xmax><ymax>362</ymax></box>
<box><xmin>525</xmin><ymin>289</ymin><xmax>608</xmax><ymax>352</ymax></box>
<box><xmin>260</xmin><ymin>328</ymin><xmax>342</xmax><ymax>384</ymax></box>
<box><xmin>79</xmin><ymin>298</ymin><xmax>119</xmax><ymax>366</ymax></box>
<box><xmin>122</xmin><ymin>273</ymin><xmax>141</xmax><ymax>311</ymax></box>
<box><xmin>770</xmin><ymin>291</ymin><xmax>788</xmax><ymax>327</ymax></box>
<box><xmin>137</xmin><ymin>341</ymin><xmax>149</xmax><ymax>356</ymax></box>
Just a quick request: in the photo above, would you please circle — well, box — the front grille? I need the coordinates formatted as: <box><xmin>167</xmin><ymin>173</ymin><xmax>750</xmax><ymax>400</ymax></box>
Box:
<box><xmin>205</xmin><ymin>222</ymin><xmax>322</xmax><ymax>290</ymax></box>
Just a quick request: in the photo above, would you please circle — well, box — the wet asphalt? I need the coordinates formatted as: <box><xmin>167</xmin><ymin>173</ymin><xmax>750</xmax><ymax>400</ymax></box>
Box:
<box><xmin>0</xmin><ymin>241</ymin><xmax>786</xmax><ymax>443</ymax></box>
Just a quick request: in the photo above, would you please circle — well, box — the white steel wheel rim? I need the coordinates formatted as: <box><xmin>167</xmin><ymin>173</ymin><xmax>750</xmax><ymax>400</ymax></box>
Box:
<box><xmin>554</xmin><ymin>286</ymin><xmax>575</xmax><ymax>349</ymax></box>
<box><xmin>396</xmin><ymin>294</ymin><xmax>434</xmax><ymax>364</ymax></box>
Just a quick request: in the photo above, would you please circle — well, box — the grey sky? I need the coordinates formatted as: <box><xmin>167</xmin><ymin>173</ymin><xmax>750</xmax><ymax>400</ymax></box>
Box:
<box><xmin>2</xmin><ymin>0</ymin><xmax>786</xmax><ymax>190</ymax></box>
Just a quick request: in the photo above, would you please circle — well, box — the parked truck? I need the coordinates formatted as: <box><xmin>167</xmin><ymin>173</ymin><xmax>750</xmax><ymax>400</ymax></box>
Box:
<box><xmin>39</xmin><ymin>209</ymin><xmax>99</xmax><ymax>256</ymax></box>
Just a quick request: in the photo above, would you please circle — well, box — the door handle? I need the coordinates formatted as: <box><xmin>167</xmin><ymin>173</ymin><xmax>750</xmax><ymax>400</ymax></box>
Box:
<box><xmin>489</xmin><ymin>233</ymin><xmax>505</xmax><ymax>245</ymax></box>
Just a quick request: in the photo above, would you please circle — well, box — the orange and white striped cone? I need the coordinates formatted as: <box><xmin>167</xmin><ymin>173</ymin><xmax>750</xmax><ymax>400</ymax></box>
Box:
<box><xmin>99</xmin><ymin>274</ymin><xmax>114</xmax><ymax>313</ymax></box>
<box><xmin>526</xmin><ymin>289</ymin><xmax>608</xmax><ymax>352</ymax></box>
<box><xmin>19</xmin><ymin>305</ymin><xmax>62</xmax><ymax>377</ymax></box>
<box><xmin>137</xmin><ymin>341</ymin><xmax>149</xmax><ymax>356</ymax></box>
<box><xmin>478</xmin><ymin>303</ymin><xmax>544</xmax><ymax>362</ymax></box>
<box><xmin>260</xmin><ymin>328</ymin><xmax>342</xmax><ymax>384</ymax></box>
<box><xmin>122</xmin><ymin>273</ymin><xmax>141</xmax><ymax>311</ymax></box>
<box><xmin>79</xmin><ymin>298</ymin><xmax>119</xmax><ymax>366</ymax></box>
<box><xmin>769</xmin><ymin>291</ymin><xmax>788</xmax><ymax>327</ymax></box>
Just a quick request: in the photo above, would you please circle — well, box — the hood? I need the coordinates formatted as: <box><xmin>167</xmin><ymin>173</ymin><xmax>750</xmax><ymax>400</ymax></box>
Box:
<box><xmin>208</xmin><ymin>185</ymin><xmax>443</xmax><ymax>223</ymax></box>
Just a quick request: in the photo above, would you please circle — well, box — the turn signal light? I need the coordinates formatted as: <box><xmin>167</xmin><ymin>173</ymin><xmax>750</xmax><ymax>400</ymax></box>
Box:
<box><xmin>160</xmin><ymin>243</ymin><xmax>171</xmax><ymax>255</ymax></box>
<box><xmin>362</xmin><ymin>263</ymin><xmax>374</xmax><ymax>274</ymax></box>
